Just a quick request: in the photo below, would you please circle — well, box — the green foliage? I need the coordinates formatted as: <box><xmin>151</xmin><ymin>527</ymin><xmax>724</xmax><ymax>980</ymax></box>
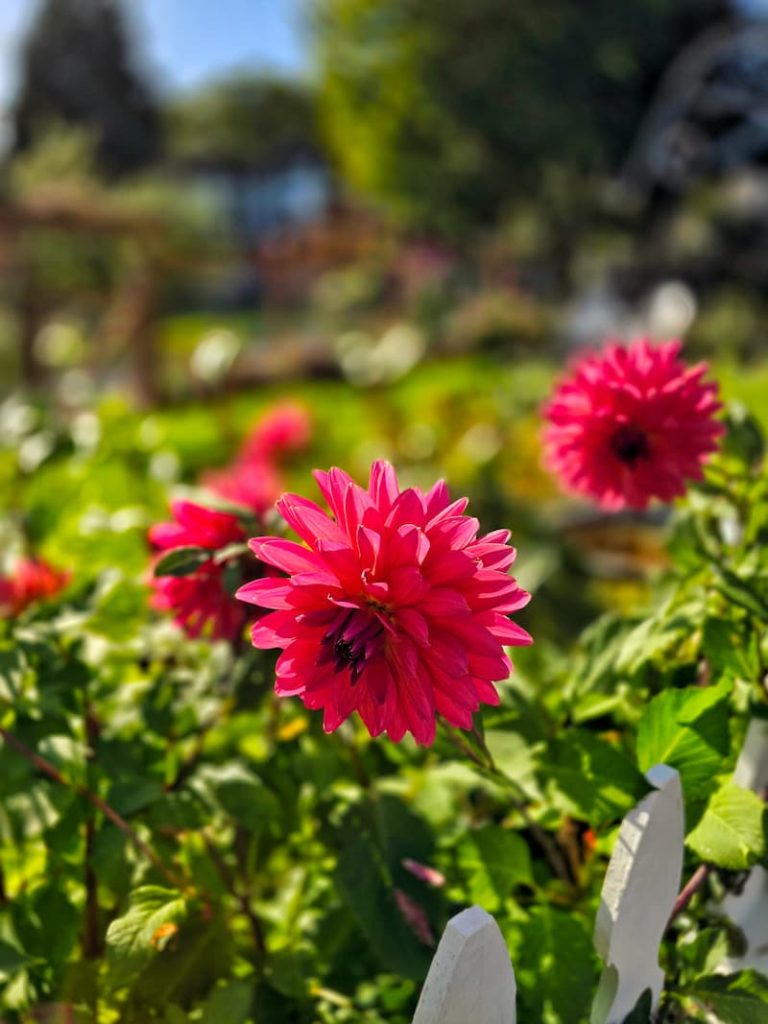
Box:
<box><xmin>166</xmin><ymin>74</ymin><xmax>320</xmax><ymax>167</ymax></box>
<box><xmin>314</xmin><ymin>0</ymin><xmax>722</xmax><ymax>236</ymax></box>
<box><xmin>686</xmin><ymin>784</ymin><xmax>767</xmax><ymax>871</ymax></box>
<box><xmin>2</xmin><ymin>374</ymin><xmax>768</xmax><ymax>1022</ymax></box>
<box><xmin>685</xmin><ymin>971</ymin><xmax>768</xmax><ymax>1023</ymax></box>
<box><xmin>636</xmin><ymin>681</ymin><xmax>733</xmax><ymax>810</ymax></box>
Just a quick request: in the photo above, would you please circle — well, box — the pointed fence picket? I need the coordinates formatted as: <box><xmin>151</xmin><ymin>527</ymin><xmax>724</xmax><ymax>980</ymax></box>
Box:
<box><xmin>720</xmin><ymin>717</ymin><xmax>768</xmax><ymax>975</ymax></box>
<box><xmin>412</xmin><ymin>764</ymin><xmax>685</xmax><ymax>1024</ymax></box>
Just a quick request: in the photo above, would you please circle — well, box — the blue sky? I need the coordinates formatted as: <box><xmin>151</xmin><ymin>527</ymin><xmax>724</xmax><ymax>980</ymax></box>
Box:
<box><xmin>0</xmin><ymin>0</ymin><xmax>308</xmax><ymax>118</ymax></box>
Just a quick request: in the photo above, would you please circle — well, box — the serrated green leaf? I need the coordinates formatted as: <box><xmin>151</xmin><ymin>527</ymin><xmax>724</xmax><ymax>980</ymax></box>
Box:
<box><xmin>687</xmin><ymin>784</ymin><xmax>767</xmax><ymax>870</ymax></box>
<box><xmin>636</xmin><ymin>681</ymin><xmax>732</xmax><ymax>804</ymax></box>
<box><xmin>153</xmin><ymin>546</ymin><xmax>211</xmax><ymax>578</ymax></box>
<box><xmin>106</xmin><ymin>886</ymin><xmax>188</xmax><ymax>987</ymax></box>
<box><xmin>687</xmin><ymin>970</ymin><xmax>768</xmax><ymax>1023</ymax></box>
<box><xmin>542</xmin><ymin>729</ymin><xmax>647</xmax><ymax>824</ymax></box>
<box><xmin>457</xmin><ymin>825</ymin><xmax>532</xmax><ymax>911</ymax></box>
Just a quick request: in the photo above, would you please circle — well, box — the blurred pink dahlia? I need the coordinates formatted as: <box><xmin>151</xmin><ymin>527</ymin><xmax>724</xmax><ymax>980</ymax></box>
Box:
<box><xmin>542</xmin><ymin>338</ymin><xmax>724</xmax><ymax>510</ymax></box>
<box><xmin>202</xmin><ymin>402</ymin><xmax>312</xmax><ymax>517</ymax></box>
<box><xmin>202</xmin><ymin>460</ymin><xmax>283</xmax><ymax>519</ymax></box>
<box><xmin>237</xmin><ymin>460</ymin><xmax>531</xmax><ymax>745</ymax></box>
<box><xmin>240</xmin><ymin>401</ymin><xmax>312</xmax><ymax>464</ymax></box>
<box><xmin>0</xmin><ymin>558</ymin><xmax>70</xmax><ymax>617</ymax></box>
<box><xmin>149</xmin><ymin>500</ymin><xmax>247</xmax><ymax>640</ymax></box>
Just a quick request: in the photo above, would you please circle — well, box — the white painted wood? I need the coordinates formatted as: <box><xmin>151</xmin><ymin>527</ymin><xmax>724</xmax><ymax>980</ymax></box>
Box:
<box><xmin>590</xmin><ymin>765</ymin><xmax>684</xmax><ymax>1024</ymax></box>
<box><xmin>412</xmin><ymin>905</ymin><xmax>516</xmax><ymax>1024</ymax></box>
<box><xmin>721</xmin><ymin>718</ymin><xmax>768</xmax><ymax>974</ymax></box>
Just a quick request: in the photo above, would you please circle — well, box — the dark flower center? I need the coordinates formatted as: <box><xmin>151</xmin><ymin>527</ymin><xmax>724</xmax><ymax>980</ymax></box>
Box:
<box><xmin>319</xmin><ymin>608</ymin><xmax>385</xmax><ymax>683</ymax></box>
<box><xmin>610</xmin><ymin>425</ymin><xmax>651</xmax><ymax>466</ymax></box>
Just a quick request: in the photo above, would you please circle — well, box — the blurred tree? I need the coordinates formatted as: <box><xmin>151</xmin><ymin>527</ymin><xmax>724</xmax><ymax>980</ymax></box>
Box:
<box><xmin>314</xmin><ymin>0</ymin><xmax>728</xmax><ymax>238</ymax></box>
<box><xmin>165</xmin><ymin>75</ymin><xmax>320</xmax><ymax>168</ymax></box>
<box><xmin>11</xmin><ymin>0</ymin><xmax>160</xmax><ymax>177</ymax></box>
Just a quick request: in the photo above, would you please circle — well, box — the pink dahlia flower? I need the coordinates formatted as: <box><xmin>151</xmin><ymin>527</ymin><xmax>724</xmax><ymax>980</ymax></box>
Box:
<box><xmin>149</xmin><ymin>501</ymin><xmax>248</xmax><ymax>640</ymax></box>
<box><xmin>542</xmin><ymin>338</ymin><xmax>724</xmax><ymax>510</ymax></box>
<box><xmin>237</xmin><ymin>461</ymin><xmax>531</xmax><ymax>745</ymax></box>
<box><xmin>202</xmin><ymin>402</ymin><xmax>311</xmax><ymax>517</ymax></box>
<box><xmin>202</xmin><ymin>459</ymin><xmax>283</xmax><ymax>518</ymax></box>
<box><xmin>0</xmin><ymin>558</ymin><xmax>70</xmax><ymax>617</ymax></box>
<box><xmin>240</xmin><ymin>401</ymin><xmax>312</xmax><ymax>464</ymax></box>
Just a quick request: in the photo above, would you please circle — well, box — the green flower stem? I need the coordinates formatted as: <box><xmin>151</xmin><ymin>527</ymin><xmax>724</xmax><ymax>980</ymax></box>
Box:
<box><xmin>442</xmin><ymin>722</ymin><xmax>573</xmax><ymax>886</ymax></box>
<box><xmin>200</xmin><ymin>830</ymin><xmax>267</xmax><ymax>959</ymax></box>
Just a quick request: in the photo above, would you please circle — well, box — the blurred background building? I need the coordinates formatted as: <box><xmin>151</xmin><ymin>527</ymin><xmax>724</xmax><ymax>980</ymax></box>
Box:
<box><xmin>1</xmin><ymin>0</ymin><xmax>768</xmax><ymax>402</ymax></box>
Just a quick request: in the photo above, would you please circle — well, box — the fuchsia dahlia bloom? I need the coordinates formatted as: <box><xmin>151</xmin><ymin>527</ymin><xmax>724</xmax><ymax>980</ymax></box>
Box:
<box><xmin>542</xmin><ymin>338</ymin><xmax>724</xmax><ymax>511</ymax></box>
<box><xmin>0</xmin><ymin>558</ymin><xmax>70</xmax><ymax>617</ymax></box>
<box><xmin>240</xmin><ymin>401</ymin><xmax>312</xmax><ymax>464</ymax></box>
<box><xmin>149</xmin><ymin>501</ymin><xmax>247</xmax><ymax>640</ymax></box>
<box><xmin>202</xmin><ymin>460</ymin><xmax>283</xmax><ymax>518</ymax></box>
<box><xmin>237</xmin><ymin>461</ymin><xmax>531</xmax><ymax>745</ymax></box>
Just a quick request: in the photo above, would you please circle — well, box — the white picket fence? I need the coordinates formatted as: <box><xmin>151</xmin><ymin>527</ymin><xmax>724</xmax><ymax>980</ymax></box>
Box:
<box><xmin>411</xmin><ymin>720</ymin><xmax>768</xmax><ymax>1024</ymax></box>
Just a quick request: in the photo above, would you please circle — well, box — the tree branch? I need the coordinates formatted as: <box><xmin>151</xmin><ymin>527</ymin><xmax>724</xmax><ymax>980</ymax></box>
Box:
<box><xmin>0</xmin><ymin>725</ymin><xmax>184</xmax><ymax>889</ymax></box>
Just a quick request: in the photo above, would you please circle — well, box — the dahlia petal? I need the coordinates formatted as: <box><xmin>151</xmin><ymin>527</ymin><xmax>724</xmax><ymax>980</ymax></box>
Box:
<box><xmin>397</xmin><ymin>607</ymin><xmax>430</xmax><ymax>646</ymax></box>
<box><xmin>364</xmin><ymin>656</ymin><xmax>393</xmax><ymax>705</ymax></box>
<box><xmin>471</xmin><ymin>677</ymin><xmax>502</xmax><ymax>704</ymax></box>
<box><xmin>389</xmin><ymin>524</ymin><xmax>430</xmax><ymax>567</ymax></box>
<box><xmin>422</xmin><ymin>588</ymin><xmax>470</xmax><ymax>618</ymax></box>
<box><xmin>277</xmin><ymin>495</ymin><xmax>349</xmax><ymax>547</ymax></box>
<box><xmin>341</xmin><ymin>479</ymin><xmax>371</xmax><ymax>537</ymax></box>
<box><xmin>489</xmin><ymin>617</ymin><xmax>533</xmax><ymax>646</ymax></box>
<box><xmin>429</xmin><ymin>515</ymin><xmax>480</xmax><ymax>549</ymax></box>
<box><xmin>428</xmin><ymin>626</ymin><xmax>470</xmax><ymax>673</ymax></box>
<box><xmin>357</xmin><ymin>525</ymin><xmax>382</xmax><ymax>572</ymax></box>
<box><xmin>423</xmin><ymin>549</ymin><xmax>475</xmax><ymax>586</ymax></box>
<box><xmin>357</xmin><ymin>691</ymin><xmax>386</xmax><ymax>735</ymax></box>
<box><xmin>250</xmin><ymin>611</ymin><xmax>297</xmax><ymax>649</ymax></box>
<box><xmin>315</xmin><ymin>540</ymin><xmax>361</xmax><ymax>587</ymax></box>
<box><xmin>313</xmin><ymin>467</ymin><xmax>356</xmax><ymax>523</ymax></box>
<box><xmin>236</xmin><ymin>577</ymin><xmax>293</xmax><ymax>608</ymax></box>
<box><xmin>368</xmin><ymin>460</ymin><xmax>400</xmax><ymax>512</ymax></box>
<box><xmin>249</xmin><ymin>537</ymin><xmax>323</xmax><ymax>573</ymax></box>
<box><xmin>423</xmin><ymin>478</ymin><xmax>451</xmax><ymax>517</ymax></box>
<box><xmin>426</xmin><ymin>497</ymin><xmax>470</xmax><ymax>528</ymax></box>
<box><xmin>387</xmin><ymin>566</ymin><xmax>429</xmax><ymax>604</ymax></box>
<box><xmin>148</xmin><ymin>522</ymin><xmax>188</xmax><ymax>549</ymax></box>
<box><xmin>386</xmin><ymin>488</ymin><xmax>426</xmax><ymax>529</ymax></box>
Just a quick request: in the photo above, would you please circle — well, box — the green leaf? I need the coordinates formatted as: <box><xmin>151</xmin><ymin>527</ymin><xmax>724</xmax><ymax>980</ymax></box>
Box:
<box><xmin>687</xmin><ymin>970</ymin><xmax>768</xmax><ymax>1023</ymax></box>
<box><xmin>201</xmin><ymin>980</ymin><xmax>254</xmax><ymax>1024</ymax></box>
<box><xmin>722</xmin><ymin>404</ymin><xmax>765</xmax><ymax>465</ymax></box>
<box><xmin>712</xmin><ymin>565</ymin><xmax>768</xmax><ymax>620</ymax></box>
<box><xmin>636</xmin><ymin>681</ymin><xmax>732</xmax><ymax>804</ymax></box>
<box><xmin>0</xmin><ymin>939</ymin><xmax>33</xmax><ymax>982</ymax></box>
<box><xmin>334</xmin><ymin>825</ymin><xmax>432</xmax><ymax>979</ymax></box>
<box><xmin>686</xmin><ymin>784</ymin><xmax>767</xmax><ymax>870</ymax></box>
<box><xmin>106</xmin><ymin>886</ymin><xmax>189</xmax><ymax>987</ymax></box>
<box><xmin>191</xmin><ymin>762</ymin><xmax>282</xmax><ymax>834</ymax></box>
<box><xmin>153</xmin><ymin>546</ymin><xmax>211</xmax><ymax>577</ymax></box>
<box><xmin>542</xmin><ymin>729</ymin><xmax>647</xmax><ymax>824</ymax></box>
<box><xmin>621</xmin><ymin>988</ymin><xmax>652</xmax><ymax>1024</ymax></box>
<box><xmin>702</xmin><ymin>619</ymin><xmax>760</xmax><ymax>682</ymax></box>
<box><xmin>457</xmin><ymin>825</ymin><xmax>533</xmax><ymax>911</ymax></box>
<box><xmin>513</xmin><ymin>906</ymin><xmax>597</xmax><ymax>1024</ymax></box>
